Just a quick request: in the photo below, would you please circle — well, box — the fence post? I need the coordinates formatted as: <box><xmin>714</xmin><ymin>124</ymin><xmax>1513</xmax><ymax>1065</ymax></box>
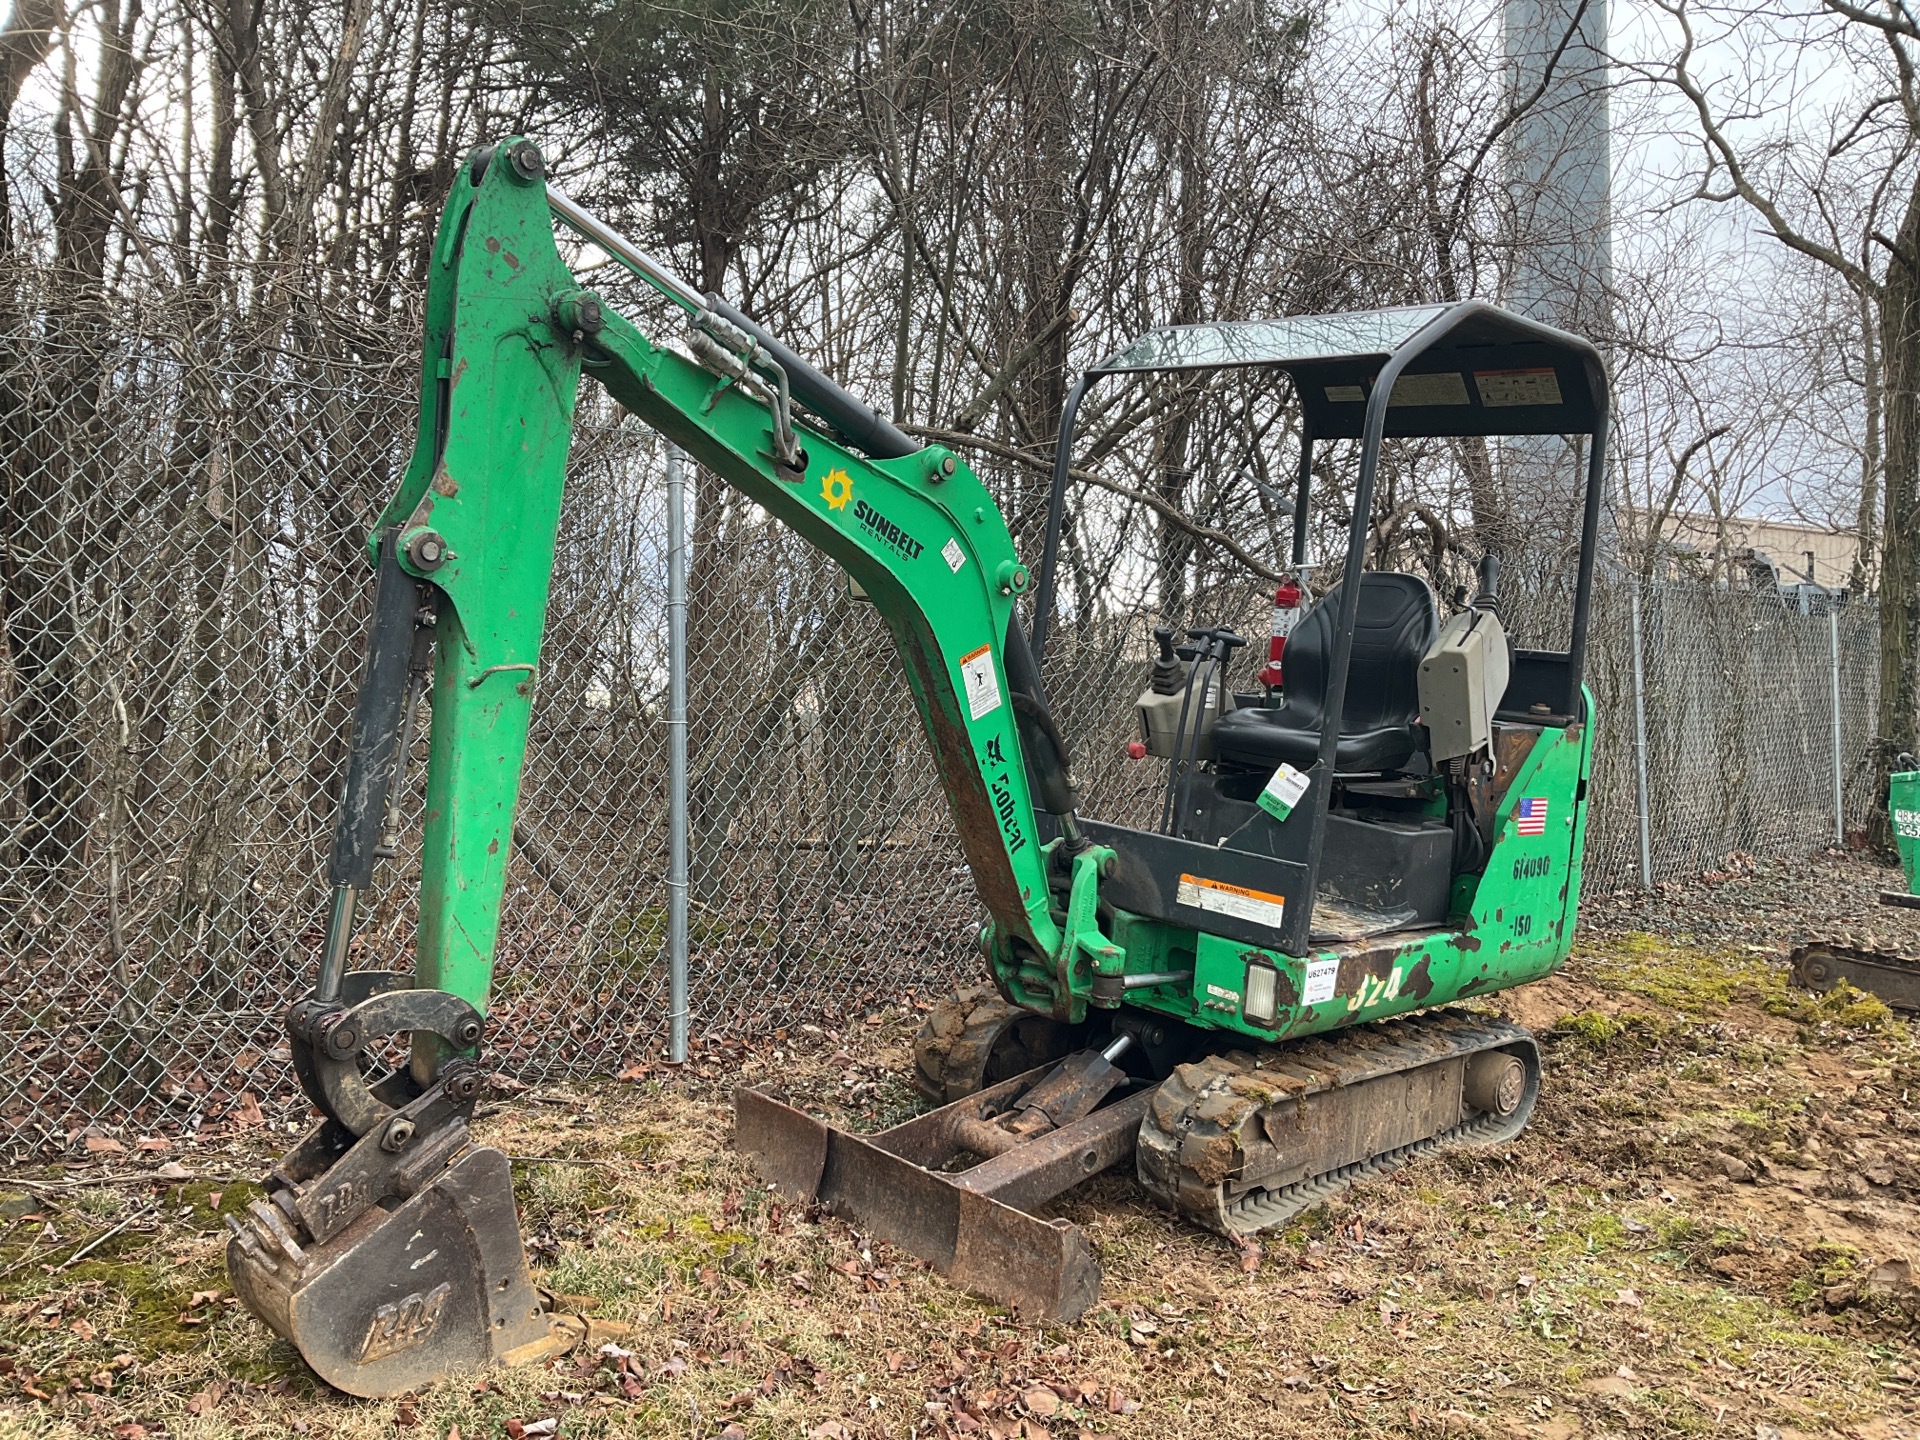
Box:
<box><xmin>1829</xmin><ymin>607</ymin><xmax>1845</xmax><ymax>846</ymax></box>
<box><xmin>1629</xmin><ymin>579</ymin><xmax>1653</xmax><ymax>889</ymax></box>
<box><xmin>666</xmin><ymin>443</ymin><xmax>691</xmax><ymax>1064</ymax></box>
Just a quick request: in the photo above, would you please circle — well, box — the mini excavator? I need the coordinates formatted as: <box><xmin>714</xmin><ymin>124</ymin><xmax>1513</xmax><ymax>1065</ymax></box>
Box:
<box><xmin>226</xmin><ymin>138</ymin><xmax>1607</xmax><ymax>1396</ymax></box>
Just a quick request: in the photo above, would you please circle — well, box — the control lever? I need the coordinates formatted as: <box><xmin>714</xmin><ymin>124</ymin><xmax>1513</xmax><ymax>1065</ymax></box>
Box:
<box><xmin>1159</xmin><ymin>626</ymin><xmax>1245</xmax><ymax>836</ymax></box>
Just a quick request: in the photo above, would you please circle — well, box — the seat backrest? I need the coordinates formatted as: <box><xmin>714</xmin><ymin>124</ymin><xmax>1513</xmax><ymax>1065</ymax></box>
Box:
<box><xmin>1277</xmin><ymin>572</ymin><xmax>1438</xmax><ymax>733</ymax></box>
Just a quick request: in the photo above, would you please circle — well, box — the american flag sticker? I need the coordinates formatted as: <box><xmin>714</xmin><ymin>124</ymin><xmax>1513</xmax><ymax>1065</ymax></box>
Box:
<box><xmin>1515</xmin><ymin>798</ymin><xmax>1549</xmax><ymax>836</ymax></box>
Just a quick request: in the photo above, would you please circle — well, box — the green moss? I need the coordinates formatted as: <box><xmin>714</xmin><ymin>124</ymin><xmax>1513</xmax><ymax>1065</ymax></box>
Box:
<box><xmin>1583</xmin><ymin>932</ymin><xmax>1790</xmax><ymax>1015</ymax></box>
<box><xmin>545</xmin><ymin>1212</ymin><xmax>756</xmax><ymax>1307</ymax></box>
<box><xmin>54</xmin><ymin>1255</ymin><xmax>225</xmax><ymax>1359</ymax></box>
<box><xmin>1554</xmin><ymin>1008</ymin><xmax>1668</xmax><ymax>1051</ymax></box>
<box><xmin>1557</xmin><ymin>1009</ymin><xmax>1622</xmax><ymax>1048</ymax></box>
<box><xmin>1791</xmin><ymin>981</ymin><xmax>1896</xmax><ymax>1032</ymax></box>
<box><xmin>516</xmin><ymin>1158</ymin><xmax>619</xmax><ymax>1215</ymax></box>
<box><xmin>171</xmin><ymin>1178</ymin><xmax>265</xmax><ymax>1226</ymax></box>
<box><xmin>609</xmin><ymin>1128</ymin><xmax>668</xmax><ymax>1160</ymax></box>
<box><xmin>223</xmin><ymin>1338</ymin><xmax>328</xmax><ymax>1392</ymax></box>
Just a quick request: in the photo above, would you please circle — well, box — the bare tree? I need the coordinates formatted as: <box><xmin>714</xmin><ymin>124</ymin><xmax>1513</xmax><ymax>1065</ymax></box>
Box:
<box><xmin>1621</xmin><ymin>0</ymin><xmax>1920</xmax><ymax>838</ymax></box>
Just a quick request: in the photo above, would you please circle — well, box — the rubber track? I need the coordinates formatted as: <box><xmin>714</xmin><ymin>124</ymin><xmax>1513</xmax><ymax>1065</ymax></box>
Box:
<box><xmin>1136</xmin><ymin>1009</ymin><xmax>1539</xmax><ymax>1237</ymax></box>
<box><xmin>1790</xmin><ymin>941</ymin><xmax>1920</xmax><ymax>1012</ymax></box>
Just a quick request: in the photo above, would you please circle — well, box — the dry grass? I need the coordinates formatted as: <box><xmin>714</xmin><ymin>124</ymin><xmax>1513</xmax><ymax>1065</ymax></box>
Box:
<box><xmin>1</xmin><ymin>863</ymin><xmax>1918</xmax><ymax>1439</ymax></box>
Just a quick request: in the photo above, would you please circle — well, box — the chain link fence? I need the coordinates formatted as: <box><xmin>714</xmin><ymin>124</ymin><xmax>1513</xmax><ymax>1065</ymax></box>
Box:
<box><xmin>0</xmin><ymin>293</ymin><xmax>1889</xmax><ymax>1150</ymax></box>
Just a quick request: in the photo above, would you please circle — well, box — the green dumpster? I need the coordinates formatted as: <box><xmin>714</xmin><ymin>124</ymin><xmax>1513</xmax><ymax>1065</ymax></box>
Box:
<box><xmin>1893</xmin><ymin>763</ymin><xmax>1920</xmax><ymax>894</ymax></box>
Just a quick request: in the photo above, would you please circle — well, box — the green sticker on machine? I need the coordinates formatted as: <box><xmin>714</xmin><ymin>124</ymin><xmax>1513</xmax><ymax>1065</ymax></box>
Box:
<box><xmin>1256</xmin><ymin>763</ymin><xmax>1310</xmax><ymax>821</ymax></box>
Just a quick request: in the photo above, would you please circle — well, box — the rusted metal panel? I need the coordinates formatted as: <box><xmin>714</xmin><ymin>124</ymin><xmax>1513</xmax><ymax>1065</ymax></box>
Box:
<box><xmin>735</xmin><ymin>1086</ymin><xmax>1118</xmax><ymax>1321</ymax></box>
<box><xmin>955</xmin><ymin>1090</ymin><xmax>1153</xmax><ymax>1213</ymax></box>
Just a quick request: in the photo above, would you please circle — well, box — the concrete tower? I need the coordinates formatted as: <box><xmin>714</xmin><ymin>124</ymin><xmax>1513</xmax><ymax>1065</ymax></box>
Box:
<box><xmin>1503</xmin><ymin>0</ymin><xmax>1611</xmax><ymax>561</ymax></box>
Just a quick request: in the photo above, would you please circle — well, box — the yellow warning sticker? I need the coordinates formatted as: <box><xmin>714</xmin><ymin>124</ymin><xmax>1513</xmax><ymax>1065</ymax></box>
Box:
<box><xmin>1175</xmin><ymin>873</ymin><xmax>1286</xmax><ymax>928</ymax></box>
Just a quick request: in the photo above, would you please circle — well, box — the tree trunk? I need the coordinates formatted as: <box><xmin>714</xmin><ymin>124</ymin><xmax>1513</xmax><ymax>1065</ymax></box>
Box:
<box><xmin>1870</xmin><ymin>176</ymin><xmax>1920</xmax><ymax>848</ymax></box>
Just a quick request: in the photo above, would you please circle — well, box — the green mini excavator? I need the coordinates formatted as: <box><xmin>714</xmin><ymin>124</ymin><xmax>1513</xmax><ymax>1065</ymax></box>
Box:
<box><xmin>226</xmin><ymin>138</ymin><xmax>1607</xmax><ymax>1396</ymax></box>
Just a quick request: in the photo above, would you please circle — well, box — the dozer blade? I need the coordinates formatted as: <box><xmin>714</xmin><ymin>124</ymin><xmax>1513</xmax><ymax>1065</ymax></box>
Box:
<box><xmin>737</xmin><ymin>1056</ymin><xmax>1148</xmax><ymax>1322</ymax></box>
<box><xmin>228</xmin><ymin>1142</ymin><xmax>574</xmax><ymax>1397</ymax></box>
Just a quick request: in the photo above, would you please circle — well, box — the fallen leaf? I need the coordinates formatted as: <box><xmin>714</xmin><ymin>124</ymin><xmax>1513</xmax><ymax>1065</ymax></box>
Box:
<box><xmin>714</xmin><ymin>1428</ymin><xmax>747</xmax><ymax>1440</ymax></box>
<box><xmin>134</xmin><ymin>1137</ymin><xmax>170</xmax><ymax>1152</ymax></box>
<box><xmin>154</xmin><ymin>1162</ymin><xmax>192</xmax><ymax>1181</ymax></box>
<box><xmin>1613</xmin><ymin>1287</ymin><xmax>1643</xmax><ymax>1308</ymax></box>
<box><xmin>1581</xmin><ymin>1376</ymin><xmax>1637</xmax><ymax>1398</ymax></box>
<box><xmin>231</xmin><ymin>1092</ymin><xmax>265</xmax><ymax>1128</ymax></box>
<box><xmin>1021</xmin><ymin>1387</ymin><xmax>1060</xmax><ymax>1416</ymax></box>
<box><xmin>84</xmin><ymin>1134</ymin><xmax>125</xmax><ymax>1155</ymax></box>
<box><xmin>808</xmin><ymin>1424</ymin><xmax>852</xmax><ymax>1440</ymax></box>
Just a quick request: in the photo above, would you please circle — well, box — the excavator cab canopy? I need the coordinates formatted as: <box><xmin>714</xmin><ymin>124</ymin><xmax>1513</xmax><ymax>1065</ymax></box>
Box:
<box><xmin>1032</xmin><ymin>299</ymin><xmax>1610</xmax><ymax>724</ymax></box>
<box><xmin>1094</xmin><ymin>302</ymin><xmax>1606</xmax><ymax>438</ymax></box>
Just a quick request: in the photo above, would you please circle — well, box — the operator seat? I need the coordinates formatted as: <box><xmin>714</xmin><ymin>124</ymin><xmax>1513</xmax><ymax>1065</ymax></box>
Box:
<box><xmin>1213</xmin><ymin>572</ymin><xmax>1438</xmax><ymax>773</ymax></box>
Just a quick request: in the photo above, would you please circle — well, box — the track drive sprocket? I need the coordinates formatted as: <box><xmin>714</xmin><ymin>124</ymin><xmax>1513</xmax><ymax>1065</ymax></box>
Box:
<box><xmin>912</xmin><ymin>985</ymin><xmax>1091</xmax><ymax>1104</ymax></box>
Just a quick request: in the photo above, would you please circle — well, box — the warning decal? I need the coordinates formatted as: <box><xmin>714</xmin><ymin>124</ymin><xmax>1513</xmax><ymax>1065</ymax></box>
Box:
<box><xmin>1475</xmin><ymin>367</ymin><xmax>1563</xmax><ymax>407</ymax></box>
<box><xmin>1176</xmin><ymin>873</ymin><xmax>1286</xmax><ymax>929</ymax></box>
<box><xmin>959</xmin><ymin>644</ymin><xmax>1002</xmax><ymax>721</ymax></box>
<box><xmin>1388</xmin><ymin>371</ymin><xmax>1470</xmax><ymax>407</ymax></box>
<box><xmin>942</xmin><ymin>537</ymin><xmax>966</xmax><ymax>573</ymax></box>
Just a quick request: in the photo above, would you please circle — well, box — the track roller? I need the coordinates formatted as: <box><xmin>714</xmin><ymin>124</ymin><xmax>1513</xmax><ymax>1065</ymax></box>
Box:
<box><xmin>1136</xmin><ymin>1010</ymin><xmax>1539</xmax><ymax>1238</ymax></box>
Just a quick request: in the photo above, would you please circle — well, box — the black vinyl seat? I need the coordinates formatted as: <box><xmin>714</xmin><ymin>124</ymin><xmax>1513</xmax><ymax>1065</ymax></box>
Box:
<box><xmin>1213</xmin><ymin>572</ymin><xmax>1438</xmax><ymax>773</ymax></box>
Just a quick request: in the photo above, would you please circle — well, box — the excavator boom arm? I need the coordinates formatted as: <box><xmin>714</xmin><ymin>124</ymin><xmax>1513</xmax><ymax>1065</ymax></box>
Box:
<box><xmin>357</xmin><ymin>141</ymin><xmax>1078</xmax><ymax>1027</ymax></box>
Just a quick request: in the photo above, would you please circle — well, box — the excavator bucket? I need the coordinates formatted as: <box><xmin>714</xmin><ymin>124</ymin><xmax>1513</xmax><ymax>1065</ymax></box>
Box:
<box><xmin>226</xmin><ymin>968</ymin><xmax>590</xmax><ymax>1396</ymax></box>
<box><xmin>227</xmin><ymin>1120</ymin><xmax>578</xmax><ymax>1397</ymax></box>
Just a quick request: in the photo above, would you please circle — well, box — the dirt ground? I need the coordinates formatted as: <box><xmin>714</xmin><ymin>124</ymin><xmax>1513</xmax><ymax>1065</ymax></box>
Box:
<box><xmin>1</xmin><ymin>850</ymin><xmax>1916</xmax><ymax>1440</ymax></box>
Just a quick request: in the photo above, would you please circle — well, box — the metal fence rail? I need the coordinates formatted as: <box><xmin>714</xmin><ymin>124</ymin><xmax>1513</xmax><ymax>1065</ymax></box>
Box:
<box><xmin>0</xmin><ymin>300</ymin><xmax>1888</xmax><ymax>1148</ymax></box>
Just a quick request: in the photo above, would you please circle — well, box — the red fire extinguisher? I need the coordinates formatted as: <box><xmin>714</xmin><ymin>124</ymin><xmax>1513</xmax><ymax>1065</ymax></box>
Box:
<box><xmin>1258</xmin><ymin>576</ymin><xmax>1306</xmax><ymax>689</ymax></box>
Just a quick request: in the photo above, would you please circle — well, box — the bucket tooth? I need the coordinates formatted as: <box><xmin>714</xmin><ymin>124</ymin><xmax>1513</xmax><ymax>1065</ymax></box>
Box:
<box><xmin>227</xmin><ymin>1144</ymin><xmax>575</xmax><ymax>1397</ymax></box>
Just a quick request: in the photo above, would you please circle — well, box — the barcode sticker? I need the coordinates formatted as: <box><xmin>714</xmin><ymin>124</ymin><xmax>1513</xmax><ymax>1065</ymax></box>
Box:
<box><xmin>1302</xmin><ymin>957</ymin><xmax>1339</xmax><ymax>1006</ymax></box>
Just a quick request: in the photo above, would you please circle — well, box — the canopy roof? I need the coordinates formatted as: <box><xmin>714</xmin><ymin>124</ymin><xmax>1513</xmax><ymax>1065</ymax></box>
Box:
<box><xmin>1095</xmin><ymin>300</ymin><xmax>1607</xmax><ymax>440</ymax></box>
